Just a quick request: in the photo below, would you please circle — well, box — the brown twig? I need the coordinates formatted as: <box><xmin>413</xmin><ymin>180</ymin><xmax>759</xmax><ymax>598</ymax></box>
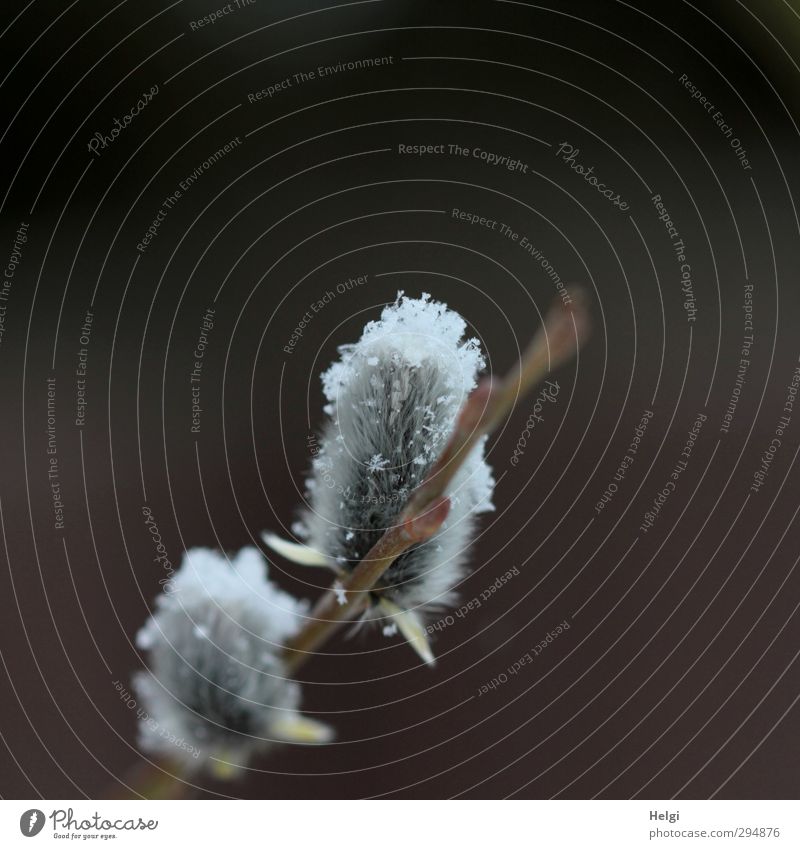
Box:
<box><xmin>281</xmin><ymin>289</ymin><xmax>590</xmax><ymax>674</ymax></box>
<box><xmin>115</xmin><ymin>289</ymin><xmax>589</xmax><ymax>797</ymax></box>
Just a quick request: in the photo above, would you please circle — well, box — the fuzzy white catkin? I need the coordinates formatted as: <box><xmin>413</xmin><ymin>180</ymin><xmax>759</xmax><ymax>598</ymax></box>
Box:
<box><xmin>299</xmin><ymin>292</ymin><xmax>495</xmax><ymax>615</ymax></box>
<box><xmin>134</xmin><ymin>547</ymin><xmax>320</xmax><ymax>772</ymax></box>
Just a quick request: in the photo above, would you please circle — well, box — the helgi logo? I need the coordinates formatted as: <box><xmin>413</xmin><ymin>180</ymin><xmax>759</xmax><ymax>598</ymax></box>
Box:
<box><xmin>19</xmin><ymin>809</ymin><xmax>45</xmax><ymax>837</ymax></box>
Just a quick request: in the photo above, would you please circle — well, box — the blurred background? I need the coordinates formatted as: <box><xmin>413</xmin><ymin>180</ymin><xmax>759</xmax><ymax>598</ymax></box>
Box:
<box><xmin>0</xmin><ymin>0</ymin><xmax>799</xmax><ymax>799</ymax></box>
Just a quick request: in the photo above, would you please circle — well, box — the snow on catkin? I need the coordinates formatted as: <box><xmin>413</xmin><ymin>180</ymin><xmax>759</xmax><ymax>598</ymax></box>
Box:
<box><xmin>134</xmin><ymin>547</ymin><xmax>330</xmax><ymax>773</ymax></box>
<box><xmin>300</xmin><ymin>292</ymin><xmax>495</xmax><ymax>615</ymax></box>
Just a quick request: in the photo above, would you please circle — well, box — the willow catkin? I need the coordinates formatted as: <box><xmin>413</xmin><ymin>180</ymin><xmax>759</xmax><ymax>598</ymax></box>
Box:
<box><xmin>268</xmin><ymin>293</ymin><xmax>495</xmax><ymax>662</ymax></box>
<box><xmin>134</xmin><ymin>547</ymin><xmax>331</xmax><ymax>776</ymax></box>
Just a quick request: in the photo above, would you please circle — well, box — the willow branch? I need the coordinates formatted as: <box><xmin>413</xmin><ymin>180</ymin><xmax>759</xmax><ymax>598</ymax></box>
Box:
<box><xmin>281</xmin><ymin>290</ymin><xmax>590</xmax><ymax>674</ymax></box>
<box><xmin>112</xmin><ymin>291</ymin><xmax>590</xmax><ymax>798</ymax></box>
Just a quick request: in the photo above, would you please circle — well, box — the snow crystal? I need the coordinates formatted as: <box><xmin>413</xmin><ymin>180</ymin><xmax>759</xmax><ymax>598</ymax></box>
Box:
<box><xmin>367</xmin><ymin>453</ymin><xmax>390</xmax><ymax>473</ymax></box>
<box><xmin>320</xmin><ymin>292</ymin><xmax>485</xmax><ymax>405</ymax></box>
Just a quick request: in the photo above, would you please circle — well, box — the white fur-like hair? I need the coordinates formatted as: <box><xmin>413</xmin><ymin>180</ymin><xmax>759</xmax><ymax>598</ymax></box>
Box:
<box><xmin>134</xmin><ymin>547</ymin><xmax>309</xmax><ymax>771</ymax></box>
<box><xmin>299</xmin><ymin>293</ymin><xmax>495</xmax><ymax>617</ymax></box>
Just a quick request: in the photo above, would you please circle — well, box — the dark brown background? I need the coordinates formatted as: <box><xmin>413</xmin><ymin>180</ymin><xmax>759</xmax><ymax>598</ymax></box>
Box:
<box><xmin>0</xmin><ymin>0</ymin><xmax>799</xmax><ymax>799</ymax></box>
